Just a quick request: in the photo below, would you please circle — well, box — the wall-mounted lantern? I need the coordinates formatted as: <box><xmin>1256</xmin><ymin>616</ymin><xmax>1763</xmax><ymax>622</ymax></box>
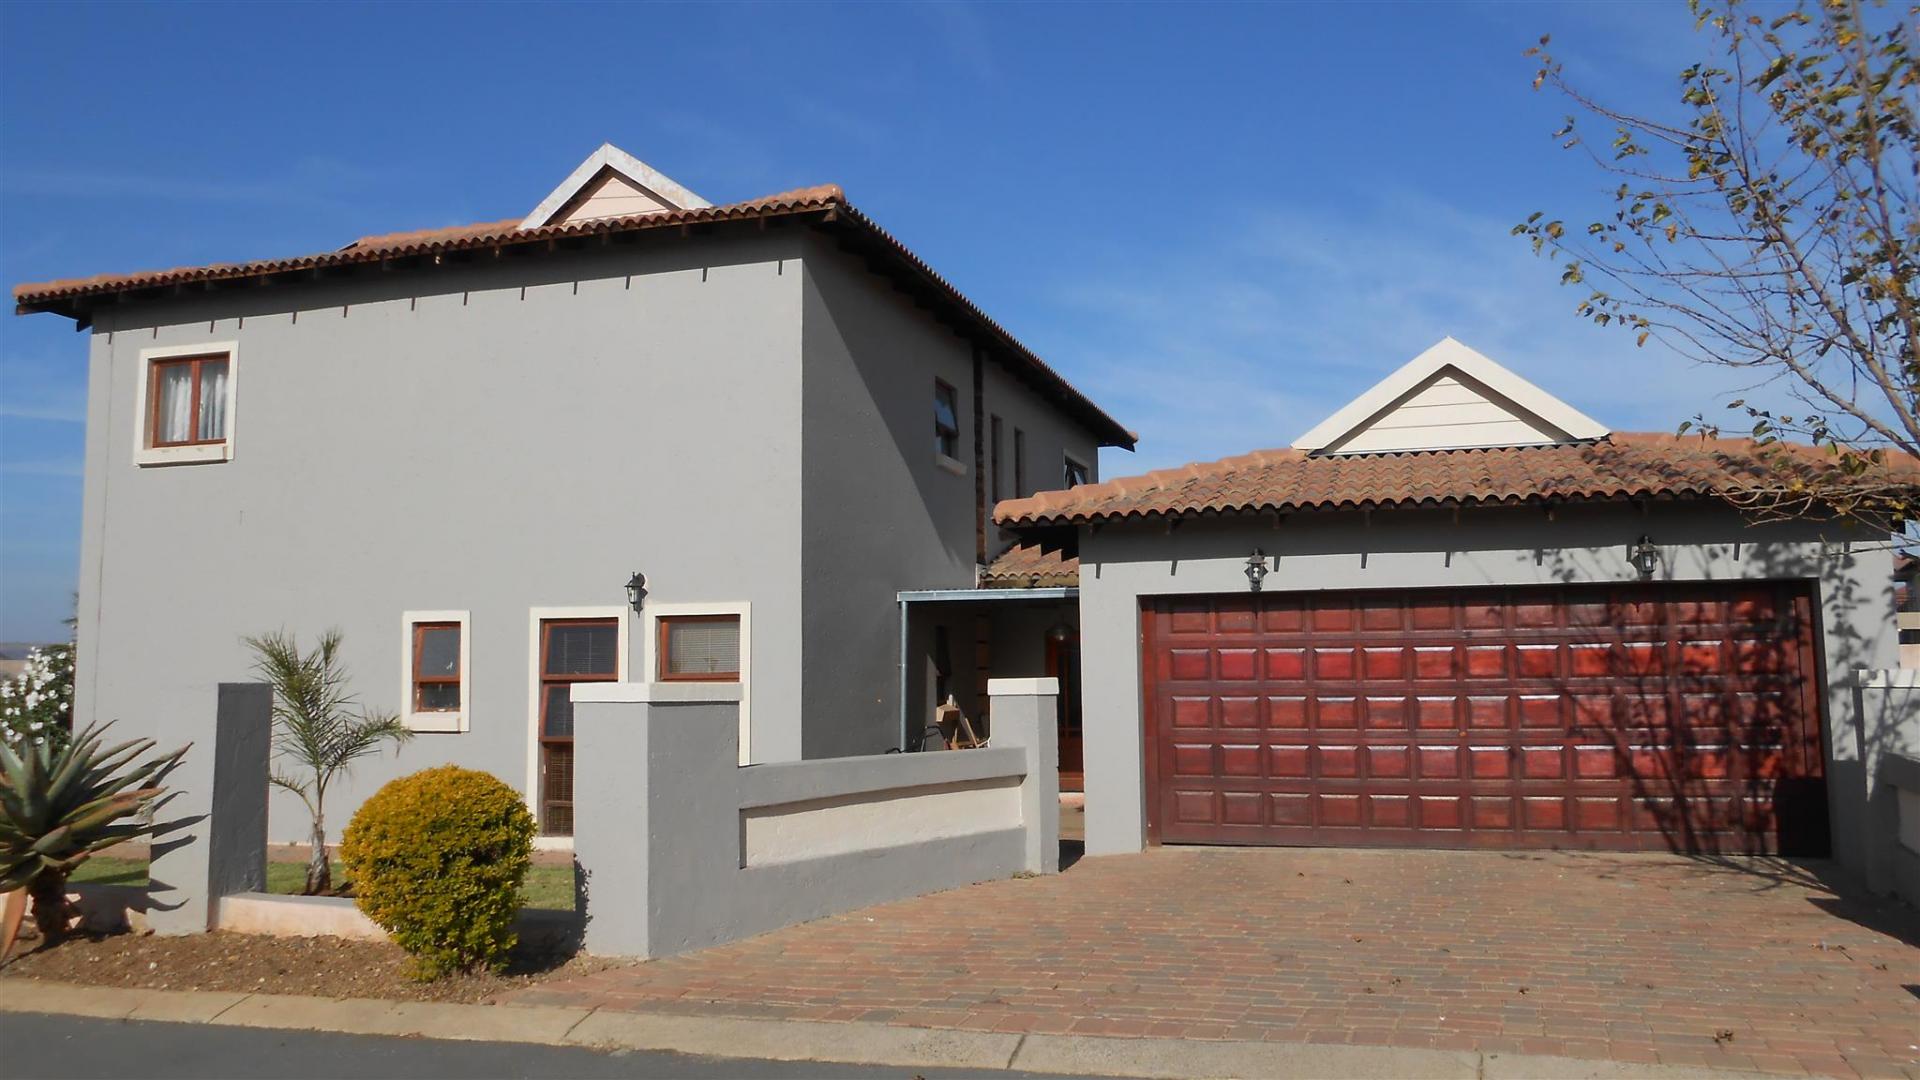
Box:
<box><xmin>1245</xmin><ymin>548</ymin><xmax>1270</xmax><ymax>592</ymax></box>
<box><xmin>625</xmin><ymin>571</ymin><xmax>648</xmax><ymax>610</ymax></box>
<box><xmin>1628</xmin><ymin>537</ymin><xmax>1660</xmax><ymax>581</ymax></box>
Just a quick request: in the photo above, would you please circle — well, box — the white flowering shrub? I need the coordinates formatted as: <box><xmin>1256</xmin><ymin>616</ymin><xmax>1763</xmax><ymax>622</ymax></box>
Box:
<box><xmin>0</xmin><ymin>644</ymin><xmax>75</xmax><ymax>751</ymax></box>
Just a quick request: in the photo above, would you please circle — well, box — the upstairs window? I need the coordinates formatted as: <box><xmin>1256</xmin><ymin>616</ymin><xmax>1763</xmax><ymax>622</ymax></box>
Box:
<box><xmin>136</xmin><ymin>343</ymin><xmax>238</xmax><ymax>466</ymax></box>
<box><xmin>934</xmin><ymin>379</ymin><xmax>960</xmax><ymax>461</ymax></box>
<box><xmin>1064</xmin><ymin>455</ymin><xmax>1091</xmax><ymax>488</ymax></box>
<box><xmin>1014</xmin><ymin>428</ymin><xmax>1027</xmax><ymax>497</ymax></box>
<box><xmin>990</xmin><ymin>415</ymin><xmax>1004</xmax><ymax>502</ymax></box>
<box><xmin>658</xmin><ymin>614</ymin><xmax>742</xmax><ymax>681</ymax></box>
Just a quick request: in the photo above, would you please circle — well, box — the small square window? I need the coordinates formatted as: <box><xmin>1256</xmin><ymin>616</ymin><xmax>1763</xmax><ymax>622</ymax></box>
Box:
<box><xmin>136</xmin><ymin>343</ymin><xmax>238</xmax><ymax>466</ymax></box>
<box><xmin>934</xmin><ymin>379</ymin><xmax>960</xmax><ymax>460</ymax></box>
<box><xmin>1064</xmin><ymin>455</ymin><xmax>1091</xmax><ymax>488</ymax></box>
<box><xmin>659</xmin><ymin>614</ymin><xmax>741</xmax><ymax>681</ymax></box>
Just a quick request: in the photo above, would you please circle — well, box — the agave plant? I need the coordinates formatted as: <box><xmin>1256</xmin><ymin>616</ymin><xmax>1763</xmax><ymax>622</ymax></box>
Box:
<box><xmin>0</xmin><ymin>721</ymin><xmax>188</xmax><ymax>961</ymax></box>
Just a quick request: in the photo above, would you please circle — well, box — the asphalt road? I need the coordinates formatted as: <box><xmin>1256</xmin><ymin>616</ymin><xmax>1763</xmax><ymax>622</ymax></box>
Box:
<box><xmin>0</xmin><ymin>1014</ymin><xmax>1100</xmax><ymax>1080</ymax></box>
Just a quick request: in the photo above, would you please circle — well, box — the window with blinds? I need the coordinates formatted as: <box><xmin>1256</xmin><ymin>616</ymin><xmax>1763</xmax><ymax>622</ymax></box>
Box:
<box><xmin>658</xmin><ymin>614</ymin><xmax>741</xmax><ymax>681</ymax></box>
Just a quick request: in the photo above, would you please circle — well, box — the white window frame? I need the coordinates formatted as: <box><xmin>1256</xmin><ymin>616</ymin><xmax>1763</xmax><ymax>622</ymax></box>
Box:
<box><xmin>644</xmin><ymin>601</ymin><xmax>752</xmax><ymax>766</ymax></box>
<box><xmin>133</xmin><ymin>341</ymin><xmax>240</xmax><ymax>466</ymax></box>
<box><xmin>525</xmin><ymin>605</ymin><xmax>631</xmax><ymax>848</ymax></box>
<box><xmin>401</xmin><ymin>610</ymin><xmax>470</xmax><ymax>734</ymax></box>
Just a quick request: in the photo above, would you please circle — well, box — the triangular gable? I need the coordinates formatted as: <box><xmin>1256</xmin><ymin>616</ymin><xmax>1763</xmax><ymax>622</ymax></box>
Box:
<box><xmin>1292</xmin><ymin>337</ymin><xmax>1608</xmax><ymax>455</ymax></box>
<box><xmin>520</xmin><ymin>143</ymin><xmax>711</xmax><ymax>229</ymax></box>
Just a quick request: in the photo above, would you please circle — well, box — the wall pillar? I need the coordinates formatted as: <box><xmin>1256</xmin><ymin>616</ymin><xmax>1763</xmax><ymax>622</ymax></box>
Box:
<box><xmin>988</xmin><ymin>677</ymin><xmax>1060</xmax><ymax>874</ymax></box>
<box><xmin>147</xmin><ymin>683</ymin><xmax>271</xmax><ymax>935</ymax></box>
<box><xmin>572</xmin><ymin>682</ymin><xmax>743</xmax><ymax>958</ymax></box>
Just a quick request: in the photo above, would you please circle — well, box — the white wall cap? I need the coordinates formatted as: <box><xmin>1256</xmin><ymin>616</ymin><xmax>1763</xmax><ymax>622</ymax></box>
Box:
<box><xmin>571</xmin><ymin>681</ymin><xmax>743</xmax><ymax>704</ymax></box>
<box><xmin>988</xmin><ymin>677</ymin><xmax>1061</xmax><ymax>696</ymax></box>
<box><xmin>520</xmin><ymin>142</ymin><xmax>712</xmax><ymax>230</ymax></box>
<box><xmin>1293</xmin><ymin>337</ymin><xmax>1610</xmax><ymax>452</ymax></box>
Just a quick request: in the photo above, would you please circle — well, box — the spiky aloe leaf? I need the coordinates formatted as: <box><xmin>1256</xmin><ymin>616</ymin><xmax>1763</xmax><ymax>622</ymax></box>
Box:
<box><xmin>1</xmin><ymin>719</ymin><xmax>189</xmax><ymax>919</ymax></box>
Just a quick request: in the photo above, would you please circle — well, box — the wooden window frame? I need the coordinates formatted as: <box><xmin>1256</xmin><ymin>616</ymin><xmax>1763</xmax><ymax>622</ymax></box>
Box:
<box><xmin>147</xmin><ymin>355</ymin><xmax>228</xmax><ymax>448</ymax></box>
<box><xmin>412</xmin><ymin>622</ymin><xmax>462</xmax><ymax>712</ymax></box>
<box><xmin>134</xmin><ymin>341</ymin><xmax>239</xmax><ymax>467</ymax></box>
<box><xmin>400</xmin><ymin>610</ymin><xmax>469</xmax><ymax>733</ymax></box>
<box><xmin>657</xmin><ymin>613</ymin><xmax>743</xmax><ymax>682</ymax></box>
<box><xmin>523</xmin><ymin>606</ymin><xmax>629</xmax><ymax>843</ymax></box>
<box><xmin>535</xmin><ymin>616</ymin><xmax>622</xmax><ymax>838</ymax></box>
<box><xmin>934</xmin><ymin>378</ymin><xmax>961</xmax><ymax>462</ymax></box>
<box><xmin>644</xmin><ymin>602</ymin><xmax>752</xmax><ymax>765</ymax></box>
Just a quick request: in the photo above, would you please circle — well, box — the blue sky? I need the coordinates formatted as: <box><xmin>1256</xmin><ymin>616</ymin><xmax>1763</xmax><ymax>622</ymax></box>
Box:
<box><xmin>0</xmin><ymin>1</ymin><xmax>1752</xmax><ymax>641</ymax></box>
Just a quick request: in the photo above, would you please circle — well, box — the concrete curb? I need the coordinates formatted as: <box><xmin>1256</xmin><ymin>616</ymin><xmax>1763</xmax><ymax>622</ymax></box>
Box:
<box><xmin>0</xmin><ymin>980</ymin><xmax>1770</xmax><ymax>1079</ymax></box>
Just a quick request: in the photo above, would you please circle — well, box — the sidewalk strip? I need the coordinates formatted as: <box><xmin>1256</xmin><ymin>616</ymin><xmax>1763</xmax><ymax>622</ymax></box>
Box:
<box><xmin>0</xmin><ymin>980</ymin><xmax>1777</xmax><ymax>1079</ymax></box>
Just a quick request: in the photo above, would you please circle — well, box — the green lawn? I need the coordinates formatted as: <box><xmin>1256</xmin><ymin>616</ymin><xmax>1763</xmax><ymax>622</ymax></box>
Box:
<box><xmin>67</xmin><ymin>856</ymin><xmax>575</xmax><ymax>911</ymax></box>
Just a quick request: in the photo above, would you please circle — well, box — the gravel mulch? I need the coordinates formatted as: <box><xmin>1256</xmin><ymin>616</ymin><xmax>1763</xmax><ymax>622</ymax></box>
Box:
<box><xmin>0</xmin><ymin>928</ymin><xmax>630</xmax><ymax>1005</ymax></box>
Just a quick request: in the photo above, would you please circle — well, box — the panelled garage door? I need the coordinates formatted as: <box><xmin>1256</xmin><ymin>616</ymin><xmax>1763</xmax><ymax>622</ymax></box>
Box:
<box><xmin>1143</xmin><ymin>584</ymin><xmax>1829</xmax><ymax>854</ymax></box>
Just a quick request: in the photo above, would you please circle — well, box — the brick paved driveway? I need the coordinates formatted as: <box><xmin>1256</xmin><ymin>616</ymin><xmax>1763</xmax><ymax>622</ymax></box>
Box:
<box><xmin>508</xmin><ymin>849</ymin><xmax>1920</xmax><ymax>1078</ymax></box>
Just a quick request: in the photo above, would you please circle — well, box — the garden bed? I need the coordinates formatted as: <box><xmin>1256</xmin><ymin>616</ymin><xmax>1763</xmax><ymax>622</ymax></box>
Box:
<box><xmin>69</xmin><ymin>855</ymin><xmax>578</xmax><ymax>911</ymax></box>
<box><xmin>0</xmin><ymin>929</ymin><xmax>626</xmax><ymax>1004</ymax></box>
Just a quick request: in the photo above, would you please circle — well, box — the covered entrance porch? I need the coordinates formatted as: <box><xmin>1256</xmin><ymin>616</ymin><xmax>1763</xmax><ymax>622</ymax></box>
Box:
<box><xmin>897</xmin><ymin>548</ymin><xmax>1083</xmax><ymax>788</ymax></box>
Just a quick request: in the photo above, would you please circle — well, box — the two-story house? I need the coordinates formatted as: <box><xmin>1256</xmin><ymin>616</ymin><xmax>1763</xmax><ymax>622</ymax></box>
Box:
<box><xmin>14</xmin><ymin>144</ymin><xmax>1132</xmax><ymax>840</ymax></box>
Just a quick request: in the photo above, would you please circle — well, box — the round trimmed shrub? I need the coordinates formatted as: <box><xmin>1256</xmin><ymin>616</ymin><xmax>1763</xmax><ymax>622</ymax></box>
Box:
<box><xmin>339</xmin><ymin>765</ymin><xmax>536</xmax><ymax>979</ymax></box>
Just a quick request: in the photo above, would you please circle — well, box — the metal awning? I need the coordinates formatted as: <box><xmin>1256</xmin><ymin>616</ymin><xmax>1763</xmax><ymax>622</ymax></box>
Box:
<box><xmin>898</xmin><ymin>587</ymin><xmax>1076</xmax><ymax>603</ymax></box>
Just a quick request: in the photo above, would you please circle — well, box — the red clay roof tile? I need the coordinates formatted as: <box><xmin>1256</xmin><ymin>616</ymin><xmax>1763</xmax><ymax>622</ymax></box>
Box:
<box><xmin>994</xmin><ymin>433</ymin><xmax>1920</xmax><ymax>527</ymax></box>
<box><xmin>13</xmin><ymin>183</ymin><xmax>1131</xmax><ymax>448</ymax></box>
<box><xmin>981</xmin><ymin>543</ymin><xmax>1079</xmax><ymax>588</ymax></box>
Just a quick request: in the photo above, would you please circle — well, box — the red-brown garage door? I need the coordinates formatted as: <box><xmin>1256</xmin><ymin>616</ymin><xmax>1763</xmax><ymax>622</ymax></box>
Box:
<box><xmin>1143</xmin><ymin>584</ymin><xmax>1828</xmax><ymax>854</ymax></box>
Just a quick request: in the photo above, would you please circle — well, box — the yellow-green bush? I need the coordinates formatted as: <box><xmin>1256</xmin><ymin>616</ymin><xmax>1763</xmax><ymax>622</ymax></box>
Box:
<box><xmin>339</xmin><ymin>765</ymin><xmax>535</xmax><ymax>979</ymax></box>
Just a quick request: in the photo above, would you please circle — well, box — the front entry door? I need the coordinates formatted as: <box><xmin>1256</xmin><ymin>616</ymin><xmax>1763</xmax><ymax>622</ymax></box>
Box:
<box><xmin>1048</xmin><ymin>631</ymin><xmax>1084</xmax><ymax>791</ymax></box>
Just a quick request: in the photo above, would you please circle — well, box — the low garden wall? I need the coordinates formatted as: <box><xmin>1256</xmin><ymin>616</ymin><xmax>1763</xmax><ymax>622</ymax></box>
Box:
<box><xmin>1853</xmin><ymin>670</ymin><xmax>1920</xmax><ymax>901</ymax></box>
<box><xmin>571</xmin><ymin>678</ymin><xmax>1060</xmax><ymax>959</ymax></box>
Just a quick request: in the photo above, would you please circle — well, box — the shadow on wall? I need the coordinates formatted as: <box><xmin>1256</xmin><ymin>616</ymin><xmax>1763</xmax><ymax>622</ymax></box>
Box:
<box><xmin>1532</xmin><ymin>529</ymin><xmax>1898</xmax><ymax>866</ymax></box>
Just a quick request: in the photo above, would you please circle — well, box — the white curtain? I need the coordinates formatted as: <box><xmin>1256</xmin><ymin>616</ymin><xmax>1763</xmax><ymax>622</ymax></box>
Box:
<box><xmin>155</xmin><ymin>364</ymin><xmax>193</xmax><ymax>444</ymax></box>
<box><xmin>196</xmin><ymin>360</ymin><xmax>229</xmax><ymax>441</ymax></box>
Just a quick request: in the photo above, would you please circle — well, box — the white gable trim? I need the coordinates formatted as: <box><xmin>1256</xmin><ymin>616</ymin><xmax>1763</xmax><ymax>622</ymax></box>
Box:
<box><xmin>520</xmin><ymin>143</ymin><xmax>711</xmax><ymax>230</ymax></box>
<box><xmin>1292</xmin><ymin>337</ymin><xmax>1608</xmax><ymax>454</ymax></box>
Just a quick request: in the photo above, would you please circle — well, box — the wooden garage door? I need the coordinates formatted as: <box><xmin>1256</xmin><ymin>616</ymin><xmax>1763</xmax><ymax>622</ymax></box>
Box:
<box><xmin>1143</xmin><ymin>584</ymin><xmax>1828</xmax><ymax>854</ymax></box>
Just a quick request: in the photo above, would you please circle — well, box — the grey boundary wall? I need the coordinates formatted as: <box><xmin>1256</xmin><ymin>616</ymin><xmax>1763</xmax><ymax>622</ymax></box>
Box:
<box><xmin>572</xmin><ymin>679</ymin><xmax>1060</xmax><ymax>959</ymax></box>
<box><xmin>1856</xmin><ymin>670</ymin><xmax>1920</xmax><ymax>904</ymax></box>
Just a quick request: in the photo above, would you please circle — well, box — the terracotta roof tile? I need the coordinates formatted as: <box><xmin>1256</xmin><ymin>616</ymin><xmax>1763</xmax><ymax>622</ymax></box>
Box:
<box><xmin>981</xmin><ymin>543</ymin><xmax>1079</xmax><ymax>588</ymax></box>
<box><xmin>994</xmin><ymin>434</ymin><xmax>1920</xmax><ymax>527</ymax></box>
<box><xmin>12</xmin><ymin>182</ymin><xmax>1131</xmax><ymax>447</ymax></box>
<box><xmin>11</xmin><ymin>186</ymin><xmax>846</xmax><ymax>306</ymax></box>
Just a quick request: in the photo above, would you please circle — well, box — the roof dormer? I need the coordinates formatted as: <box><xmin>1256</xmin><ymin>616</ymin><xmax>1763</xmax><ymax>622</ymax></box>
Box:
<box><xmin>1292</xmin><ymin>337</ymin><xmax>1608</xmax><ymax>455</ymax></box>
<box><xmin>519</xmin><ymin>143</ymin><xmax>712</xmax><ymax>229</ymax></box>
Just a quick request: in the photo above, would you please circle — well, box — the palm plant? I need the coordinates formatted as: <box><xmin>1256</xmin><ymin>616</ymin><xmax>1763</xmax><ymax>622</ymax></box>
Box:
<box><xmin>245</xmin><ymin>630</ymin><xmax>411</xmax><ymax>895</ymax></box>
<box><xmin>1</xmin><ymin>721</ymin><xmax>188</xmax><ymax>962</ymax></box>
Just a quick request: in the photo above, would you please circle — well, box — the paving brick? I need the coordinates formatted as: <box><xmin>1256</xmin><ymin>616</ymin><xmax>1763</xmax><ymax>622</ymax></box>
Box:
<box><xmin>506</xmin><ymin>848</ymin><xmax>1920</xmax><ymax>1076</ymax></box>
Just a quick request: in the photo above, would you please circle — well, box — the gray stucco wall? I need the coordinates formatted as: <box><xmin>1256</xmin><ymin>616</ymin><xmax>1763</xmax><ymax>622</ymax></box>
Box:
<box><xmin>796</xmin><ymin>236</ymin><xmax>1104</xmax><ymax>757</ymax></box>
<box><xmin>1075</xmin><ymin>501</ymin><xmax>1900</xmax><ymax>882</ymax></box>
<box><xmin>74</xmin><ymin>234</ymin><xmax>809</xmax><ymax>841</ymax></box>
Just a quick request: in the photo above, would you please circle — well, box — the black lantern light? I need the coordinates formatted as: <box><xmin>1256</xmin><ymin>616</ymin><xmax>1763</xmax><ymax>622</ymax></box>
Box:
<box><xmin>1245</xmin><ymin>548</ymin><xmax>1269</xmax><ymax>592</ymax></box>
<box><xmin>624</xmin><ymin>571</ymin><xmax>648</xmax><ymax>610</ymax></box>
<box><xmin>1628</xmin><ymin>536</ymin><xmax>1660</xmax><ymax>581</ymax></box>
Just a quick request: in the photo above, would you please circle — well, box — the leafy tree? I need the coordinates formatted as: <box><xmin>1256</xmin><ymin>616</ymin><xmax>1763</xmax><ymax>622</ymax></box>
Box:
<box><xmin>245</xmin><ymin>630</ymin><xmax>410</xmax><ymax>895</ymax></box>
<box><xmin>1515</xmin><ymin>0</ymin><xmax>1917</xmax><ymax>521</ymax></box>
